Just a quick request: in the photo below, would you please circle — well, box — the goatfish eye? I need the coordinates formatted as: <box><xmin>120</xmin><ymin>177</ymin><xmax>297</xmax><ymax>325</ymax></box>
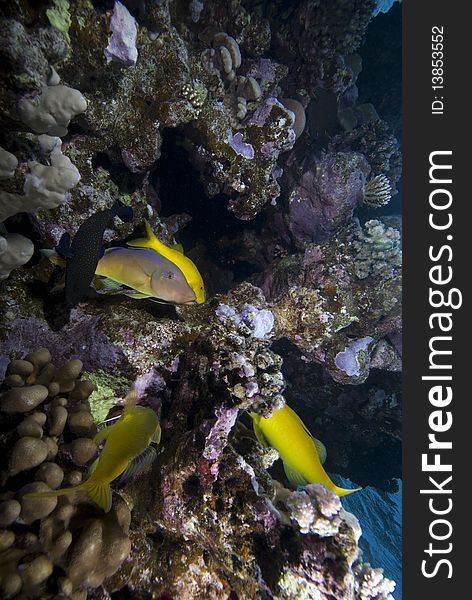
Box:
<box><xmin>166</xmin><ymin>271</ymin><xmax>175</xmax><ymax>279</ymax></box>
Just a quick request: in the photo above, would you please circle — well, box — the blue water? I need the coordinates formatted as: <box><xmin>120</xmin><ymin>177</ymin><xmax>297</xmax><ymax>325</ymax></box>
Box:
<box><xmin>339</xmin><ymin>477</ymin><xmax>402</xmax><ymax>599</ymax></box>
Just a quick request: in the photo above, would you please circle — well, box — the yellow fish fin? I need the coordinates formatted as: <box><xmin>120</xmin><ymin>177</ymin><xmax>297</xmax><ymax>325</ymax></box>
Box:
<box><xmin>123</xmin><ymin>290</ymin><xmax>152</xmax><ymax>299</ymax></box>
<box><xmin>127</xmin><ymin>221</ymin><xmax>165</xmax><ymax>252</ymax></box>
<box><xmin>313</xmin><ymin>437</ymin><xmax>327</xmax><ymax>464</ymax></box>
<box><xmin>126</xmin><ymin>236</ymin><xmax>148</xmax><ymax>248</ymax></box>
<box><xmin>118</xmin><ymin>445</ymin><xmax>158</xmax><ymax>484</ymax></box>
<box><xmin>23</xmin><ymin>478</ymin><xmax>112</xmax><ymax>512</ymax></box>
<box><xmin>172</xmin><ymin>243</ymin><xmax>184</xmax><ymax>254</ymax></box>
<box><xmin>283</xmin><ymin>462</ymin><xmax>309</xmax><ymax>487</ymax></box>
<box><xmin>153</xmin><ymin>423</ymin><xmax>162</xmax><ymax>444</ymax></box>
<box><xmin>332</xmin><ymin>483</ymin><xmax>362</xmax><ymax>497</ymax></box>
<box><xmin>249</xmin><ymin>412</ymin><xmax>269</xmax><ymax>447</ymax></box>
<box><xmin>94</xmin><ymin>421</ymin><xmax>120</xmax><ymax>445</ymax></box>
<box><xmin>93</xmin><ymin>276</ymin><xmax>124</xmax><ymax>292</ymax></box>
<box><xmin>123</xmin><ymin>389</ymin><xmax>139</xmax><ymax>413</ymax></box>
<box><xmin>41</xmin><ymin>248</ymin><xmax>66</xmax><ymax>267</ymax></box>
<box><xmin>87</xmin><ymin>457</ymin><xmax>99</xmax><ymax>477</ymax></box>
<box><xmin>82</xmin><ymin>478</ymin><xmax>113</xmax><ymax>512</ymax></box>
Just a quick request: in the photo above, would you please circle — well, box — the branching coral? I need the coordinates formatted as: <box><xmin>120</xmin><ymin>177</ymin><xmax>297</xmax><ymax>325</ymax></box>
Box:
<box><xmin>0</xmin><ymin>136</ymin><xmax>80</xmax><ymax>222</ymax></box>
<box><xmin>286</xmin><ymin>483</ymin><xmax>343</xmax><ymax>536</ymax></box>
<box><xmin>0</xmin><ymin>69</ymin><xmax>83</xmax><ymax>281</ymax></box>
<box><xmin>0</xmin><ymin>233</ymin><xmax>34</xmax><ymax>282</ymax></box>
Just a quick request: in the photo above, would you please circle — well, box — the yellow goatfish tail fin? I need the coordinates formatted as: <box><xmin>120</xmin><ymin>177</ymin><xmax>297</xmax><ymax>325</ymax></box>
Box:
<box><xmin>332</xmin><ymin>482</ymin><xmax>363</xmax><ymax>497</ymax></box>
<box><xmin>127</xmin><ymin>221</ymin><xmax>165</xmax><ymax>252</ymax></box>
<box><xmin>82</xmin><ymin>479</ymin><xmax>113</xmax><ymax>512</ymax></box>
<box><xmin>23</xmin><ymin>479</ymin><xmax>113</xmax><ymax>512</ymax></box>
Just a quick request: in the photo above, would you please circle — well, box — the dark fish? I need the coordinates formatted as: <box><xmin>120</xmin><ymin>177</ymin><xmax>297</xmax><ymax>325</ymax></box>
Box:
<box><xmin>56</xmin><ymin>200</ymin><xmax>133</xmax><ymax>307</ymax></box>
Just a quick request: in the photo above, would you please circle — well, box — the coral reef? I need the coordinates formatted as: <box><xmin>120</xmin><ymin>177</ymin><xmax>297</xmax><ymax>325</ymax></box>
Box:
<box><xmin>0</xmin><ymin>0</ymin><xmax>401</xmax><ymax>597</ymax></box>
<box><xmin>0</xmin><ymin>232</ymin><xmax>34</xmax><ymax>281</ymax></box>
<box><xmin>0</xmin><ymin>349</ymin><xmax>131</xmax><ymax>599</ymax></box>
<box><xmin>363</xmin><ymin>174</ymin><xmax>392</xmax><ymax>208</ymax></box>
<box><xmin>350</xmin><ymin>219</ymin><xmax>402</xmax><ymax>280</ymax></box>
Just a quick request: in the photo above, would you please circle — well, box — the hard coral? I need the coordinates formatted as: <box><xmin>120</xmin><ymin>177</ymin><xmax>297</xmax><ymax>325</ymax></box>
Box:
<box><xmin>286</xmin><ymin>483</ymin><xmax>343</xmax><ymax>536</ymax></box>
<box><xmin>0</xmin><ymin>348</ymin><xmax>131</xmax><ymax>599</ymax></box>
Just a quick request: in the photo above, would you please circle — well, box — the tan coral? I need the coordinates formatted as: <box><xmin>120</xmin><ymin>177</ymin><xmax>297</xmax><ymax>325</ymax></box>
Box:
<box><xmin>0</xmin><ymin>350</ymin><xmax>132</xmax><ymax>599</ymax></box>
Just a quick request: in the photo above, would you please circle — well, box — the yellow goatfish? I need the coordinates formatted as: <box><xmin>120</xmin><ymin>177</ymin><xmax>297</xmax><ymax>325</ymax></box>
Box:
<box><xmin>249</xmin><ymin>404</ymin><xmax>361</xmax><ymax>496</ymax></box>
<box><xmin>95</xmin><ymin>246</ymin><xmax>199</xmax><ymax>304</ymax></box>
<box><xmin>127</xmin><ymin>221</ymin><xmax>205</xmax><ymax>304</ymax></box>
<box><xmin>24</xmin><ymin>391</ymin><xmax>161</xmax><ymax>512</ymax></box>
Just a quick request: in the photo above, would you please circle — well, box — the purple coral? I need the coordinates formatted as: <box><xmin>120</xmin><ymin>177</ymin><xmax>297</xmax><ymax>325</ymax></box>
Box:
<box><xmin>226</xmin><ymin>131</ymin><xmax>255</xmax><ymax>159</ymax></box>
<box><xmin>203</xmin><ymin>406</ymin><xmax>239</xmax><ymax>462</ymax></box>
<box><xmin>1</xmin><ymin>310</ymin><xmax>124</xmax><ymax>371</ymax></box>
<box><xmin>240</xmin><ymin>304</ymin><xmax>274</xmax><ymax>339</ymax></box>
<box><xmin>247</xmin><ymin>59</ymin><xmax>278</xmax><ymax>83</ymax></box>
<box><xmin>250</xmin><ymin>97</ymin><xmax>280</xmax><ymax>127</ymax></box>
<box><xmin>216</xmin><ymin>303</ymin><xmax>274</xmax><ymax>339</ymax></box>
<box><xmin>335</xmin><ymin>336</ymin><xmax>373</xmax><ymax>376</ymax></box>
<box><xmin>215</xmin><ymin>303</ymin><xmax>241</xmax><ymax>324</ymax></box>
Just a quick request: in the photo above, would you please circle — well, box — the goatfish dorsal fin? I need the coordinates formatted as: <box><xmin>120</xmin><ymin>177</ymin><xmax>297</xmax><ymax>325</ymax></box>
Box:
<box><xmin>127</xmin><ymin>221</ymin><xmax>205</xmax><ymax>304</ymax></box>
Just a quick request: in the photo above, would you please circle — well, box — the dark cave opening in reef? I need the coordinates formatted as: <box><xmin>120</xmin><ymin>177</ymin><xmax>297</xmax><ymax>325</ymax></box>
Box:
<box><xmin>150</xmin><ymin>128</ymin><xmax>267</xmax><ymax>290</ymax></box>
